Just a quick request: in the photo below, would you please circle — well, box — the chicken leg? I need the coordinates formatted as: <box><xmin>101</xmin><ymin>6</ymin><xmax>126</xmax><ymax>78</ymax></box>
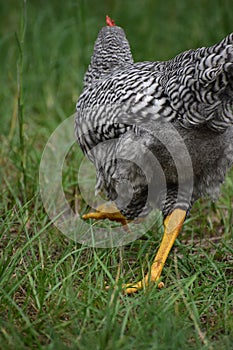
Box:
<box><xmin>83</xmin><ymin>206</ymin><xmax>186</xmax><ymax>293</ymax></box>
<box><xmin>123</xmin><ymin>208</ymin><xmax>186</xmax><ymax>294</ymax></box>
<box><xmin>82</xmin><ymin>201</ymin><xmax>129</xmax><ymax>226</ymax></box>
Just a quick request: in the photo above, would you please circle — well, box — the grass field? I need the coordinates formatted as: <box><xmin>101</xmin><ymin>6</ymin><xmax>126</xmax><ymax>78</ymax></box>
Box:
<box><xmin>0</xmin><ymin>0</ymin><xmax>233</xmax><ymax>349</ymax></box>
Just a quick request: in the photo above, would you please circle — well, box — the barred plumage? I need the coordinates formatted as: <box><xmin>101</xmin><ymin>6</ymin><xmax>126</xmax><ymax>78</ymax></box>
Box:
<box><xmin>75</xmin><ymin>17</ymin><xmax>233</xmax><ymax>293</ymax></box>
<box><xmin>76</xmin><ymin>22</ymin><xmax>233</xmax><ymax>219</ymax></box>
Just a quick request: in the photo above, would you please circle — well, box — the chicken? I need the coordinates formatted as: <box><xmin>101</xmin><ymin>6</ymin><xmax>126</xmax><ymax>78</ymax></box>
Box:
<box><xmin>75</xmin><ymin>16</ymin><xmax>233</xmax><ymax>294</ymax></box>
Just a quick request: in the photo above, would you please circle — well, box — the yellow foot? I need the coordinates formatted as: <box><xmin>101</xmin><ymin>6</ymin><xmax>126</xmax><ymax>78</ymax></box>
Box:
<box><xmin>122</xmin><ymin>278</ymin><xmax>165</xmax><ymax>295</ymax></box>
<box><xmin>82</xmin><ymin>201</ymin><xmax>129</xmax><ymax>226</ymax></box>
<box><xmin>105</xmin><ymin>277</ymin><xmax>164</xmax><ymax>294</ymax></box>
<box><xmin>109</xmin><ymin>208</ymin><xmax>187</xmax><ymax>295</ymax></box>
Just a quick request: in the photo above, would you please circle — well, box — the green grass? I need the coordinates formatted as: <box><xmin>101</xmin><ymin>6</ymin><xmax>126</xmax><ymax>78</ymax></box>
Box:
<box><xmin>0</xmin><ymin>0</ymin><xmax>233</xmax><ymax>349</ymax></box>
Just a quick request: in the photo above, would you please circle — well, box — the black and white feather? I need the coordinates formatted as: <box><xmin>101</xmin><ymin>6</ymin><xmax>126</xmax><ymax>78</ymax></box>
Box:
<box><xmin>75</xmin><ymin>23</ymin><xmax>233</xmax><ymax>219</ymax></box>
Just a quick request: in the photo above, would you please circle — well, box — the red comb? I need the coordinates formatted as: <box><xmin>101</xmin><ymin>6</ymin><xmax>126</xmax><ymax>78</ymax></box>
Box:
<box><xmin>106</xmin><ymin>15</ymin><xmax>116</xmax><ymax>26</ymax></box>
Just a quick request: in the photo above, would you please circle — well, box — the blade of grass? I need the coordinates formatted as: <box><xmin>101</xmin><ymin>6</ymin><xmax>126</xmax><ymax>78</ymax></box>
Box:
<box><xmin>15</xmin><ymin>0</ymin><xmax>27</xmax><ymax>203</ymax></box>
